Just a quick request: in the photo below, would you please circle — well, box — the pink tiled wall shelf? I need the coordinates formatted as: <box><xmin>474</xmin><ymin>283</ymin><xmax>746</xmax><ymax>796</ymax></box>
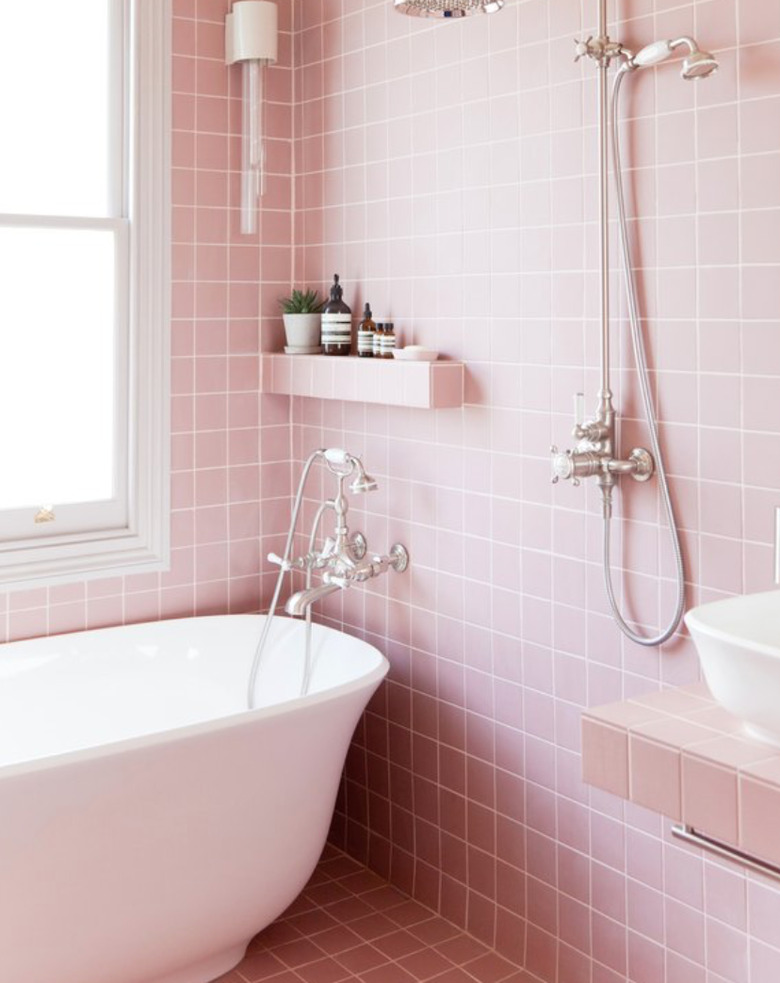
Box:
<box><xmin>260</xmin><ymin>354</ymin><xmax>465</xmax><ymax>409</ymax></box>
<box><xmin>583</xmin><ymin>683</ymin><xmax>780</xmax><ymax>867</ymax></box>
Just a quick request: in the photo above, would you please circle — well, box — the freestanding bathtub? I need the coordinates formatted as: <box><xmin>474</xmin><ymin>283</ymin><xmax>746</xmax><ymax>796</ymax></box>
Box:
<box><xmin>0</xmin><ymin>614</ymin><xmax>388</xmax><ymax>983</ymax></box>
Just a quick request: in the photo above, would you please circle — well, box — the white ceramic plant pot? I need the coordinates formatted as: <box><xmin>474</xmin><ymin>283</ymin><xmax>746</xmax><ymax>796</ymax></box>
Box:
<box><xmin>282</xmin><ymin>313</ymin><xmax>321</xmax><ymax>349</ymax></box>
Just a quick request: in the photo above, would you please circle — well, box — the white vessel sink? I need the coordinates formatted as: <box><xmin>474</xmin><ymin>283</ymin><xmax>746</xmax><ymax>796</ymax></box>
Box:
<box><xmin>686</xmin><ymin>590</ymin><xmax>780</xmax><ymax>747</ymax></box>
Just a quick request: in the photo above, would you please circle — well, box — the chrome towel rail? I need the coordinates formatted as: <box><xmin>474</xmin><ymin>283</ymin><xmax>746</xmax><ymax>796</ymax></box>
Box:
<box><xmin>672</xmin><ymin>824</ymin><xmax>780</xmax><ymax>883</ymax></box>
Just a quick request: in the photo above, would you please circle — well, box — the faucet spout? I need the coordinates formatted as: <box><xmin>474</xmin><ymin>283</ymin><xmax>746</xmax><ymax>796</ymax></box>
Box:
<box><xmin>284</xmin><ymin>582</ymin><xmax>343</xmax><ymax>617</ymax></box>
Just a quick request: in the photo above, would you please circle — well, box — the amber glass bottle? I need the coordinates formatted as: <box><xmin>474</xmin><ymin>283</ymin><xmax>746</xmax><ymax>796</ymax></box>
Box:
<box><xmin>357</xmin><ymin>303</ymin><xmax>376</xmax><ymax>357</ymax></box>
<box><xmin>321</xmin><ymin>275</ymin><xmax>352</xmax><ymax>356</ymax></box>
<box><xmin>373</xmin><ymin>322</ymin><xmax>385</xmax><ymax>357</ymax></box>
<box><xmin>381</xmin><ymin>321</ymin><xmax>396</xmax><ymax>358</ymax></box>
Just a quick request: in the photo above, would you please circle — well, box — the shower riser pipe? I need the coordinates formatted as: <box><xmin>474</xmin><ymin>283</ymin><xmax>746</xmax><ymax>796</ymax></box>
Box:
<box><xmin>597</xmin><ymin>0</ymin><xmax>611</xmax><ymax>408</ymax></box>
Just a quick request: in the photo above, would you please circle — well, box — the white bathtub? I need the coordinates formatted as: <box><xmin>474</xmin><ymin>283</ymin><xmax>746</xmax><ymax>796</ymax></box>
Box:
<box><xmin>0</xmin><ymin>615</ymin><xmax>388</xmax><ymax>983</ymax></box>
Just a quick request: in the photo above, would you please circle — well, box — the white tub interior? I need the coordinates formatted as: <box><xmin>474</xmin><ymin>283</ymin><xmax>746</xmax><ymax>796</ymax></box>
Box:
<box><xmin>0</xmin><ymin>615</ymin><xmax>385</xmax><ymax>770</ymax></box>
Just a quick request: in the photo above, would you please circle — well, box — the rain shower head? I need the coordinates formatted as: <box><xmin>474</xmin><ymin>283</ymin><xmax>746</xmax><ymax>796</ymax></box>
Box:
<box><xmin>394</xmin><ymin>0</ymin><xmax>503</xmax><ymax>17</ymax></box>
<box><xmin>629</xmin><ymin>36</ymin><xmax>719</xmax><ymax>80</ymax></box>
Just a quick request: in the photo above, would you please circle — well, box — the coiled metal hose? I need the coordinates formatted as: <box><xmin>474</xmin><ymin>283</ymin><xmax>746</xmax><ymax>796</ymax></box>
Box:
<box><xmin>603</xmin><ymin>62</ymin><xmax>686</xmax><ymax>647</ymax></box>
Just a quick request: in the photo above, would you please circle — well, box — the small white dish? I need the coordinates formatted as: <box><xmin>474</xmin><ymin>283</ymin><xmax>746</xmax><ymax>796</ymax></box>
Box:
<box><xmin>284</xmin><ymin>345</ymin><xmax>322</xmax><ymax>355</ymax></box>
<box><xmin>392</xmin><ymin>346</ymin><xmax>439</xmax><ymax>362</ymax></box>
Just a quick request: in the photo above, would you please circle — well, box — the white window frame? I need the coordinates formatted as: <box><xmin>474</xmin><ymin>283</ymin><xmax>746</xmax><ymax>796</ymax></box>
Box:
<box><xmin>0</xmin><ymin>0</ymin><xmax>170</xmax><ymax>588</ymax></box>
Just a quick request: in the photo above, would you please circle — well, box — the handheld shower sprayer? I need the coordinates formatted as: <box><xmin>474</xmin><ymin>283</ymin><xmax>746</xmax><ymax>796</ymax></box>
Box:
<box><xmin>322</xmin><ymin>448</ymin><xmax>378</xmax><ymax>494</ymax></box>
<box><xmin>628</xmin><ymin>37</ymin><xmax>719</xmax><ymax>80</ymax></box>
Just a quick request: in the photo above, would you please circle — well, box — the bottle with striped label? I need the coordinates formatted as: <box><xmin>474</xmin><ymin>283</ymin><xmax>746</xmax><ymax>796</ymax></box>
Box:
<box><xmin>373</xmin><ymin>322</ymin><xmax>385</xmax><ymax>357</ymax></box>
<box><xmin>321</xmin><ymin>274</ymin><xmax>352</xmax><ymax>356</ymax></box>
<box><xmin>381</xmin><ymin>321</ymin><xmax>396</xmax><ymax>358</ymax></box>
<box><xmin>357</xmin><ymin>303</ymin><xmax>376</xmax><ymax>357</ymax></box>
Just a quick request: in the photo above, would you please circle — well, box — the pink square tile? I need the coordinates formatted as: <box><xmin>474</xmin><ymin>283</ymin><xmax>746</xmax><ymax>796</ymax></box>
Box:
<box><xmin>681</xmin><ymin>754</ymin><xmax>738</xmax><ymax>845</ymax></box>
<box><xmin>629</xmin><ymin>734</ymin><xmax>681</xmax><ymax>820</ymax></box>
<box><xmin>581</xmin><ymin>717</ymin><xmax>629</xmax><ymax>798</ymax></box>
<box><xmin>739</xmin><ymin>774</ymin><xmax>780</xmax><ymax>866</ymax></box>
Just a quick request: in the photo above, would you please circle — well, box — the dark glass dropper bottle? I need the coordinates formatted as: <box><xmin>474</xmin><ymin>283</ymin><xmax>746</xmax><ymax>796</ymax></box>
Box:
<box><xmin>321</xmin><ymin>275</ymin><xmax>352</xmax><ymax>356</ymax></box>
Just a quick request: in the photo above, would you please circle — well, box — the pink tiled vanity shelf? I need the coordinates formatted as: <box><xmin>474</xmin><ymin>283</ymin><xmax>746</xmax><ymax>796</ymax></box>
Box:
<box><xmin>260</xmin><ymin>354</ymin><xmax>465</xmax><ymax>409</ymax></box>
<box><xmin>582</xmin><ymin>683</ymin><xmax>780</xmax><ymax>874</ymax></box>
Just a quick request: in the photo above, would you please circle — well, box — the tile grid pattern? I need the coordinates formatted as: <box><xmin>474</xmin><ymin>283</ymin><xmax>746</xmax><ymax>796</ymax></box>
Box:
<box><xmin>284</xmin><ymin>0</ymin><xmax>780</xmax><ymax>981</ymax></box>
<box><xmin>217</xmin><ymin>845</ymin><xmax>533</xmax><ymax>983</ymax></box>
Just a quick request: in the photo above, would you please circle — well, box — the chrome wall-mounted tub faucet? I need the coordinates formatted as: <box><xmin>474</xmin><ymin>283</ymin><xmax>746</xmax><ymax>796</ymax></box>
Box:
<box><xmin>246</xmin><ymin>449</ymin><xmax>409</xmax><ymax>707</ymax></box>
<box><xmin>279</xmin><ymin>449</ymin><xmax>408</xmax><ymax>617</ymax></box>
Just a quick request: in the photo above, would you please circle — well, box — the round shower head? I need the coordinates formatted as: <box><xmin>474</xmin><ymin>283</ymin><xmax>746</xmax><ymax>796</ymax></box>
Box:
<box><xmin>349</xmin><ymin>464</ymin><xmax>378</xmax><ymax>494</ymax></box>
<box><xmin>394</xmin><ymin>0</ymin><xmax>503</xmax><ymax>17</ymax></box>
<box><xmin>681</xmin><ymin>49</ymin><xmax>719</xmax><ymax>80</ymax></box>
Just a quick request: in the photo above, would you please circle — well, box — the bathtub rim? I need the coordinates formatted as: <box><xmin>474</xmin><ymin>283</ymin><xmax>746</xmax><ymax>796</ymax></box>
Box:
<box><xmin>0</xmin><ymin>613</ymin><xmax>389</xmax><ymax>782</ymax></box>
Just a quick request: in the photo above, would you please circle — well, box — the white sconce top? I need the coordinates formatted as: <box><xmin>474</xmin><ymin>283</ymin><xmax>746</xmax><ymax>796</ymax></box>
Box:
<box><xmin>225</xmin><ymin>1</ymin><xmax>278</xmax><ymax>66</ymax></box>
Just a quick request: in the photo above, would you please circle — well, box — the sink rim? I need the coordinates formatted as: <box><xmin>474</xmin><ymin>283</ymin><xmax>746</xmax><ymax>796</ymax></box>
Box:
<box><xmin>685</xmin><ymin>588</ymin><xmax>780</xmax><ymax>663</ymax></box>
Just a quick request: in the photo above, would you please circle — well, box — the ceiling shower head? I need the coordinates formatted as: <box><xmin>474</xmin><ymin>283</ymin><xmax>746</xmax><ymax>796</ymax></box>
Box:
<box><xmin>629</xmin><ymin>36</ymin><xmax>719</xmax><ymax>81</ymax></box>
<box><xmin>394</xmin><ymin>0</ymin><xmax>503</xmax><ymax>17</ymax></box>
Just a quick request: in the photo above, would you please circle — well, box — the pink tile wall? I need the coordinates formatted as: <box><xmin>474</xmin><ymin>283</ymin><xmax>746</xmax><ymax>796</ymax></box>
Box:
<box><xmin>0</xmin><ymin>2</ymin><xmax>294</xmax><ymax>639</ymax></box>
<box><xmin>285</xmin><ymin>0</ymin><xmax>780</xmax><ymax>979</ymax></box>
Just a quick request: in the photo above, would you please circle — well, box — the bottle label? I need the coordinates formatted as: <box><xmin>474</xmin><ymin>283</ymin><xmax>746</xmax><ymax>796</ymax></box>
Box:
<box><xmin>382</xmin><ymin>335</ymin><xmax>395</xmax><ymax>354</ymax></box>
<box><xmin>321</xmin><ymin>313</ymin><xmax>352</xmax><ymax>346</ymax></box>
<box><xmin>357</xmin><ymin>329</ymin><xmax>374</xmax><ymax>354</ymax></box>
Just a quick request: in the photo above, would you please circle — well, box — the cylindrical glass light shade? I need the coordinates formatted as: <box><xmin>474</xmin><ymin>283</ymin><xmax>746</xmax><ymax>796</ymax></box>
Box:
<box><xmin>240</xmin><ymin>59</ymin><xmax>265</xmax><ymax>235</ymax></box>
<box><xmin>226</xmin><ymin>2</ymin><xmax>277</xmax><ymax>235</ymax></box>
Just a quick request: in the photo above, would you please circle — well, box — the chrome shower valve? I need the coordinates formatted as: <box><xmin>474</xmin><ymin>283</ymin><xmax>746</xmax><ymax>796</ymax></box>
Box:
<box><xmin>551</xmin><ymin>392</ymin><xmax>655</xmax><ymax>491</ymax></box>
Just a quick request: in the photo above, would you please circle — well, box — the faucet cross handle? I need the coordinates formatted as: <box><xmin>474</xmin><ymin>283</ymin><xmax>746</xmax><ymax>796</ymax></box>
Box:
<box><xmin>267</xmin><ymin>552</ymin><xmax>308</xmax><ymax>572</ymax></box>
<box><xmin>574</xmin><ymin>36</ymin><xmax>593</xmax><ymax>62</ymax></box>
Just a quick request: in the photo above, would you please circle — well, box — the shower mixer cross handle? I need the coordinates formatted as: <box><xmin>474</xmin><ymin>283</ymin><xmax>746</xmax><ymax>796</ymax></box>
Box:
<box><xmin>550</xmin><ymin>444</ymin><xmax>654</xmax><ymax>487</ymax></box>
<box><xmin>573</xmin><ymin>35</ymin><xmax>625</xmax><ymax>67</ymax></box>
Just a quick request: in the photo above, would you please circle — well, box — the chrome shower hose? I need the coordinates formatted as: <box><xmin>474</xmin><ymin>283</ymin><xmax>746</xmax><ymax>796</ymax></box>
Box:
<box><xmin>604</xmin><ymin>63</ymin><xmax>686</xmax><ymax>647</ymax></box>
<box><xmin>246</xmin><ymin>450</ymin><xmax>320</xmax><ymax>708</ymax></box>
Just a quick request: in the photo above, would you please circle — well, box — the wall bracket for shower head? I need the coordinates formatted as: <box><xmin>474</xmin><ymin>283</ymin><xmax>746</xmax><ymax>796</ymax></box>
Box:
<box><xmin>394</xmin><ymin>0</ymin><xmax>503</xmax><ymax>17</ymax></box>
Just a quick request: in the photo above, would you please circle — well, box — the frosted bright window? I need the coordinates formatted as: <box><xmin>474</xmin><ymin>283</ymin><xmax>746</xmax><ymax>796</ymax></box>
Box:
<box><xmin>0</xmin><ymin>1</ymin><xmax>113</xmax><ymax>217</ymax></box>
<box><xmin>0</xmin><ymin>228</ymin><xmax>116</xmax><ymax>510</ymax></box>
<box><xmin>0</xmin><ymin>0</ymin><xmax>169</xmax><ymax>588</ymax></box>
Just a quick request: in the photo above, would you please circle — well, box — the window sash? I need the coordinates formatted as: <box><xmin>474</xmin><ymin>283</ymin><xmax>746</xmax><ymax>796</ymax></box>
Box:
<box><xmin>0</xmin><ymin>215</ymin><xmax>129</xmax><ymax>541</ymax></box>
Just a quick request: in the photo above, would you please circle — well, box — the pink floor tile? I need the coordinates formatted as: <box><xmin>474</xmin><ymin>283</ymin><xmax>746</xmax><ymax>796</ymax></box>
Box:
<box><xmin>227</xmin><ymin>847</ymin><xmax>525</xmax><ymax>983</ymax></box>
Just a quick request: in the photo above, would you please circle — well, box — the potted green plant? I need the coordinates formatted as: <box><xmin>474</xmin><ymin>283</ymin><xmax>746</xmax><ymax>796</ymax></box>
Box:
<box><xmin>279</xmin><ymin>289</ymin><xmax>324</xmax><ymax>352</ymax></box>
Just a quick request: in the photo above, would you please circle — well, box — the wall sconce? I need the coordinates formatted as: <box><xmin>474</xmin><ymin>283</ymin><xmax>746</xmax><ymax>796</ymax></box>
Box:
<box><xmin>225</xmin><ymin>1</ymin><xmax>278</xmax><ymax>235</ymax></box>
